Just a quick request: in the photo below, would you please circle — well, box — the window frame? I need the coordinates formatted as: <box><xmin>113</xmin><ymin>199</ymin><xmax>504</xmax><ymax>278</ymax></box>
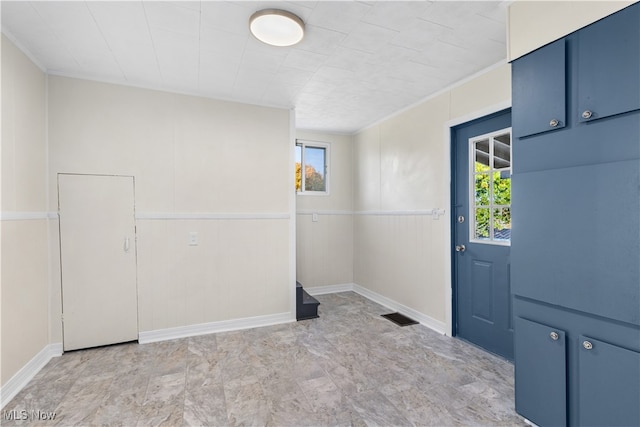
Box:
<box><xmin>296</xmin><ymin>139</ymin><xmax>330</xmax><ymax>196</ymax></box>
<box><xmin>468</xmin><ymin>127</ymin><xmax>512</xmax><ymax>247</ymax></box>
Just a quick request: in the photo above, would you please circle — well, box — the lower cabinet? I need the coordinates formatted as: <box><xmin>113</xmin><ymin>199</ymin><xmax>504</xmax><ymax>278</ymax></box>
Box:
<box><xmin>514</xmin><ymin>298</ymin><xmax>640</xmax><ymax>427</ymax></box>
<box><xmin>515</xmin><ymin>317</ymin><xmax>567</xmax><ymax>426</ymax></box>
<box><xmin>578</xmin><ymin>336</ymin><xmax>640</xmax><ymax>427</ymax></box>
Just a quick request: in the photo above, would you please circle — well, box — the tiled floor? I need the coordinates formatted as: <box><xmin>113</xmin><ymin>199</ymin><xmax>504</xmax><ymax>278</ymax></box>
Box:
<box><xmin>4</xmin><ymin>292</ymin><xmax>525</xmax><ymax>426</ymax></box>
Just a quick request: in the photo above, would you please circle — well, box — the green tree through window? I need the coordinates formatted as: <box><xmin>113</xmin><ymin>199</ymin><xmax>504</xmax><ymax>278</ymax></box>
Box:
<box><xmin>472</xmin><ymin>130</ymin><xmax>511</xmax><ymax>242</ymax></box>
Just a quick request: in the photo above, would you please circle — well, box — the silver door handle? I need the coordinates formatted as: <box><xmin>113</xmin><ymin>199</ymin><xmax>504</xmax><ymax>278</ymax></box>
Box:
<box><xmin>455</xmin><ymin>245</ymin><xmax>466</xmax><ymax>252</ymax></box>
<box><xmin>124</xmin><ymin>237</ymin><xmax>130</xmax><ymax>253</ymax></box>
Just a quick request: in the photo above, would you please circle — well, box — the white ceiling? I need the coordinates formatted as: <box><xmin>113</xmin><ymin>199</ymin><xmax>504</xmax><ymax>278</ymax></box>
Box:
<box><xmin>1</xmin><ymin>1</ymin><xmax>509</xmax><ymax>134</ymax></box>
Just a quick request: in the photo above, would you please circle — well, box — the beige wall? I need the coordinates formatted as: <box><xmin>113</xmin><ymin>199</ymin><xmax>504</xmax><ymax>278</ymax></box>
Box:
<box><xmin>295</xmin><ymin>130</ymin><xmax>353</xmax><ymax>289</ymax></box>
<box><xmin>47</xmin><ymin>76</ymin><xmax>293</xmax><ymax>333</ymax></box>
<box><xmin>508</xmin><ymin>0</ymin><xmax>634</xmax><ymax>60</ymax></box>
<box><xmin>353</xmin><ymin>64</ymin><xmax>512</xmax><ymax>330</ymax></box>
<box><xmin>1</xmin><ymin>35</ymin><xmax>50</xmax><ymax>386</ymax></box>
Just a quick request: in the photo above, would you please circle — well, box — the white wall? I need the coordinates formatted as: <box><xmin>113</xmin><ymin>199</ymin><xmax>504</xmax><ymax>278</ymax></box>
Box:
<box><xmin>295</xmin><ymin>130</ymin><xmax>353</xmax><ymax>290</ymax></box>
<box><xmin>508</xmin><ymin>0</ymin><xmax>634</xmax><ymax>60</ymax></box>
<box><xmin>353</xmin><ymin>64</ymin><xmax>512</xmax><ymax>332</ymax></box>
<box><xmin>47</xmin><ymin>76</ymin><xmax>293</xmax><ymax>334</ymax></box>
<box><xmin>1</xmin><ymin>35</ymin><xmax>50</xmax><ymax>386</ymax></box>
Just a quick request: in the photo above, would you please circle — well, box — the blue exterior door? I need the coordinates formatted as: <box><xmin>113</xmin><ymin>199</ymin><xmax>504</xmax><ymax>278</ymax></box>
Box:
<box><xmin>453</xmin><ymin>109</ymin><xmax>513</xmax><ymax>360</ymax></box>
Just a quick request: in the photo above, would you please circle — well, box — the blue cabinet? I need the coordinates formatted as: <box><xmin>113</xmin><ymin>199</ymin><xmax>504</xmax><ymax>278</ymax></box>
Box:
<box><xmin>514</xmin><ymin>317</ymin><xmax>567</xmax><ymax>426</ymax></box>
<box><xmin>511</xmin><ymin>3</ymin><xmax>640</xmax><ymax>426</ymax></box>
<box><xmin>514</xmin><ymin>298</ymin><xmax>640</xmax><ymax>427</ymax></box>
<box><xmin>578</xmin><ymin>336</ymin><xmax>640</xmax><ymax>427</ymax></box>
<box><xmin>512</xmin><ymin>39</ymin><xmax>566</xmax><ymax>138</ymax></box>
<box><xmin>577</xmin><ymin>3</ymin><xmax>640</xmax><ymax>123</ymax></box>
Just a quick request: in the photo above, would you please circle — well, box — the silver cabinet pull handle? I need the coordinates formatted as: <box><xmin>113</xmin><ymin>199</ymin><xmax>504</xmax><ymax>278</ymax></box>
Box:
<box><xmin>583</xmin><ymin>340</ymin><xmax>593</xmax><ymax>350</ymax></box>
<box><xmin>549</xmin><ymin>119</ymin><xmax>559</xmax><ymax>127</ymax></box>
<box><xmin>582</xmin><ymin>110</ymin><xmax>593</xmax><ymax>119</ymax></box>
<box><xmin>550</xmin><ymin>331</ymin><xmax>559</xmax><ymax>341</ymax></box>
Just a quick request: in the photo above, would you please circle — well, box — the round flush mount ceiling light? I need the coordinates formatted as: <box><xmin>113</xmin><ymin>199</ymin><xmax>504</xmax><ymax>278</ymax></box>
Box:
<box><xmin>249</xmin><ymin>9</ymin><xmax>305</xmax><ymax>47</ymax></box>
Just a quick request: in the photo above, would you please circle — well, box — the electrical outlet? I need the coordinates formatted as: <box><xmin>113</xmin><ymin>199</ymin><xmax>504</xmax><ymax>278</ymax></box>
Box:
<box><xmin>189</xmin><ymin>232</ymin><xmax>198</xmax><ymax>246</ymax></box>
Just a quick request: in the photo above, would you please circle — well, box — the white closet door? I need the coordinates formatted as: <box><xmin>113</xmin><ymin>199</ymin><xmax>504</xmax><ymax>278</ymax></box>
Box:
<box><xmin>59</xmin><ymin>174</ymin><xmax>138</xmax><ymax>351</ymax></box>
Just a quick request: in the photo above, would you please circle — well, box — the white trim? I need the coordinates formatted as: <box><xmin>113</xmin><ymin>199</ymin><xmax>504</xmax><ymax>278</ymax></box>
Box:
<box><xmin>356</xmin><ymin>60</ymin><xmax>509</xmax><ymax>135</ymax></box>
<box><xmin>297</xmin><ymin>210</ymin><xmax>446</xmax><ymax>216</ymax></box>
<box><xmin>138</xmin><ymin>312</ymin><xmax>294</xmax><ymax>344</ymax></box>
<box><xmin>468</xmin><ymin>127</ymin><xmax>513</xmax><ymax>245</ymax></box>
<box><xmin>444</xmin><ymin>100</ymin><xmax>512</xmax><ymax>337</ymax></box>
<box><xmin>135</xmin><ymin>212</ymin><xmax>290</xmax><ymax>220</ymax></box>
<box><xmin>296</xmin><ymin>210</ymin><xmax>353</xmax><ymax>216</ymax></box>
<box><xmin>302</xmin><ymin>283</ymin><xmax>447</xmax><ymax>334</ymax></box>
<box><xmin>305</xmin><ymin>283</ymin><xmax>354</xmax><ymax>296</ymax></box>
<box><xmin>296</xmin><ymin>209</ymin><xmax>447</xmax><ymax>219</ymax></box>
<box><xmin>289</xmin><ymin>109</ymin><xmax>298</xmax><ymax>322</ymax></box>
<box><xmin>1</xmin><ymin>29</ymin><xmax>48</xmax><ymax>72</ymax></box>
<box><xmin>0</xmin><ymin>212</ymin><xmax>57</xmax><ymax>221</ymax></box>
<box><xmin>354</xmin><ymin>209</ymin><xmax>444</xmax><ymax>216</ymax></box>
<box><xmin>0</xmin><ymin>343</ymin><xmax>63</xmax><ymax>409</ymax></box>
<box><xmin>352</xmin><ymin>284</ymin><xmax>447</xmax><ymax>335</ymax></box>
<box><xmin>445</xmin><ymin>100</ymin><xmax>512</xmax><ymax>130</ymax></box>
<box><xmin>45</xmin><ymin>70</ymin><xmax>292</xmax><ymax>113</ymax></box>
<box><xmin>296</xmin><ymin>139</ymin><xmax>331</xmax><ymax>196</ymax></box>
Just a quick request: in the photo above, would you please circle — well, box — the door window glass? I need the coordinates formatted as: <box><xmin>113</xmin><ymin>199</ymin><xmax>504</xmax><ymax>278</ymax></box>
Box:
<box><xmin>470</xmin><ymin>129</ymin><xmax>512</xmax><ymax>244</ymax></box>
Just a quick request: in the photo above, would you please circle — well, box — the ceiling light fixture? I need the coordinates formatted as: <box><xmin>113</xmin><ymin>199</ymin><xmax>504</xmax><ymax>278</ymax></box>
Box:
<box><xmin>249</xmin><ymin>9</ymin><xmax>305</xmax><ymax>47</ymax></box>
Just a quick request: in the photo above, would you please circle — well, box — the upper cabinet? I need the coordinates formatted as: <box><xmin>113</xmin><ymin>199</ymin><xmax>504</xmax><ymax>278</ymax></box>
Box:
<box><xmin>512</xmin><ymin>39</ymin><xmax>566</xmax><ymax>138</ymax></box>
<box><xmin>577</xmin><ymin>3</ymin><xmax>640</xmax><ymax>123</ymax></box>
<box><xmin>513</xmin><ymin>2</ymin><xmax>640</xmax><ymax>139</ymax></box>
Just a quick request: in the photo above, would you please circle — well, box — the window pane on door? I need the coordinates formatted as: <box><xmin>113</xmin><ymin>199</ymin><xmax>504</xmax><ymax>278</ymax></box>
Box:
<box><xmin>493</xmin><ymin>170</ymin><xmax>511</xmax><ymax>205</ymax></box>
<box><xmin>493</xmin><ymin>207</ymin><xmax>511</xmax><ymax>241</ymax></box>
<box><xmin>470</xmin><ymin>129</ymin><xmax>512</xmax><ymax>245</ymax></box>
<box><xmin>475</xmin><ymin>207</ymin><xmax>491</xmax><ymax>240</ymax></box>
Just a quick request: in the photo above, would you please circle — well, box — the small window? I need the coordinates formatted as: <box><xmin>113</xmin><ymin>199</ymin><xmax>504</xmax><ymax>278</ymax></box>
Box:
<box><xmin>470</xmin><ymin>128</ymin><xmax>512</xmax><ymax>245</ymax></box>
<box><xmin>296</xmin><ymin>140</ymin><xmax>329</xmax><ymax>194</ymax></box>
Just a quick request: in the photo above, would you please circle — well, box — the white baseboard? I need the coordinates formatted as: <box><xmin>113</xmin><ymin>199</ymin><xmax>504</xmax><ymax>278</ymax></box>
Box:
<box><xmin>352</xmin><ymin>284</ymin><xmax>447</xmax><ymax>335</ymax></box>
<box><xmin>305</xmin><ymin>283</ymin><xmax>354</xmax><ymax>296</ymax></box>
<box><xmin>138</xmin><ymin>312</ymin><xmax>295</xmax><ymax>344</ymax></box>
<box><xmin>1</xmin><ymin>286</ymin><xmax>445</xmax><ymax>409</ymax></box>
<box><xmin>1</xmin><ymin>343</ymin><xmax>62</xmax><ymax>409</ymax></box>
<box><xmin>304</xmin><ymin>282</ymin><xmax>447</xmax><ymax>335</ymax></box>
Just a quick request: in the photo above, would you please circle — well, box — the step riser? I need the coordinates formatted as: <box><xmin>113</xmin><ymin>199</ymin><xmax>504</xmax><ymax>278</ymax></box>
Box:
<box><xmin>296</xmin><ymin>282</ymin><xmax>320</xmax><ymax>321</ymax></box>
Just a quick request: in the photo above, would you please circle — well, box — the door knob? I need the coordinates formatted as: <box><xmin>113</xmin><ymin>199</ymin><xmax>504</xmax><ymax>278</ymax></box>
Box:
<box><xmin>455</xmin><ymin>245</ymin><xmax>466</xmax><ymax>252</ymax></box>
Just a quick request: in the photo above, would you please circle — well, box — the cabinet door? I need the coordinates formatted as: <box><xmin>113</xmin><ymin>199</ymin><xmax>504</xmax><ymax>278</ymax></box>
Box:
<box><xmin>512</xmin><ymin>39</ymin><xmax>566</xmax><ymax>138</ymax></box>
<box><xmin>515</xmin><ymin>317</ymin><xmax>567</xmax><ymax>426</ymax></box>
<box><xmin>577</xmin><ymin>3</ymin><xmax>640</xmax><ymax>123</ymax></box>
<box><xmin>578</xmin><ymin>336</ymin><xmax>640</xmax><ymax>427</ymax></box>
